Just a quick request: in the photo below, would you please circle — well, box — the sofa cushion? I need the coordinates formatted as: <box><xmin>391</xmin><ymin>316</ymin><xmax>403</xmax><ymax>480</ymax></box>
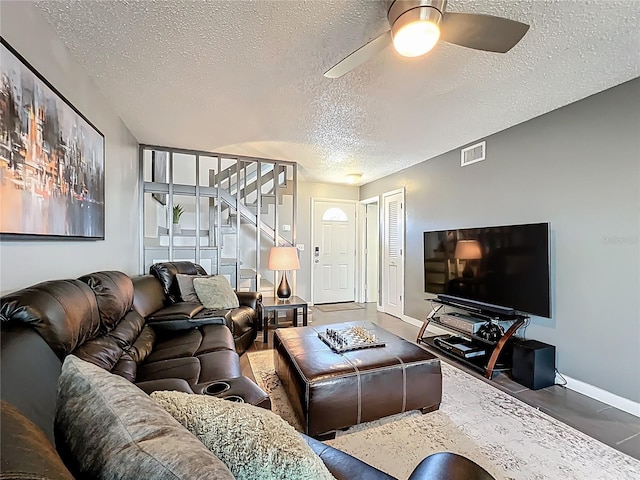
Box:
<box><xmin>73</xmin><ymin>334</ymin><xmax>123</xmax><ymax>371</ymax></box>
<box><xmin>139</xmin><ymin>349</ymin><xmax>241</xmax><ymax>385</ymax></box>
<box><xmin>79</xmin><ymin>271</ymin><xmax>134</xmax><ymax>332</ymax></box>
<box><xmin>110</xmin><ymin>326</ymin><xmax>155</xmax><ymax>381</ymax></box>
<box><xmin>136</xmin><ymin>357</ymin><xmax>202</xmax><ymax>384</ymax></box>
<box><xmin>1</xmin><ymin>400</ymin><xmax>74</xmax><ymax>480</ymax></box>
<box><xmin>132</xmin><ymin>275</ymin><xmax>166</xmax><ymax>318</ymax></box>
<box><xmin>128</xmin><ymin>324</ymin><xmax>156</xmax><ymax>362</ymax></box>
<box><xmin>72</xmin><ymin>310</ymin><xmax>152</xmax><ymax>376</ymax></box>
<box><xmin>194</xmin><ymin>276</ymin><xmax>239</xmax><ymax>310</ymax></box>
<box><xmin>198</xmin><ymin>324</ymin><xmax>236</xmax><ymax>354</ymax></box>
<box><xmin>176</xmin><ymin>273</ymin><xmax>207</xmax><ymax>302</ymax></box>
<box><xmin>0</xmin><ymin>279</ymin><xmax>100</xmax><ymax>358</ymax></box>
<box><xmin>196</xmin><ymin>350</ymin><xmax>242</xmax><ymax>381</ymax></box>
<box><xmin>56</xmin><ymin>356</ymin><xmax>234</xmax><ymax>480</ymax></box>
<box><xmin>107</xmin><ymin>310</ymin><xmax>146</xmax><ymax>349</ymax></box>
<box><xmin>146</xmin><ymin>328</ymin><xmax>203</xmax><ymax>362</ymax></box>
<box><xmin>145</xmin><ymin>325</ymin><xmax>234</xmax><ymax>362</ymax></box>
<box><xmin>151</xmin><ymin>391</ymin><xmax>335</xmax><ymax>480</ymax></box>
<box><xmin>150</xmin><ymin>261</ymin><xmax>207</xmax><ymax>304</ymax></box>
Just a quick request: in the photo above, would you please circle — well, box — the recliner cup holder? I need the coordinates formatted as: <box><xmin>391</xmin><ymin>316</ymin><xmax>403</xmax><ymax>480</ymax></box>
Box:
<box><xmin>204</xmin><ymin>381</ymin><xmax>231</xmax><ymax>396</ymax></box>
<box><xmin>222</xmin><ymin>395</ymin><xmax>244</xmax><ymax>403</ymax></box>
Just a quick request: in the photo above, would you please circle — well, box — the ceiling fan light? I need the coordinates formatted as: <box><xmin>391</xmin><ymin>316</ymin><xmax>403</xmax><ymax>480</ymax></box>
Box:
<box><xmin>393</xmin><ymin>20</ymin><xmax>440</xmax><ymax>57</ymax></box>
<box><xmin>390</xmin><ymin>5</ymin><xmax>443</xmax><ymax>58</ymax></box>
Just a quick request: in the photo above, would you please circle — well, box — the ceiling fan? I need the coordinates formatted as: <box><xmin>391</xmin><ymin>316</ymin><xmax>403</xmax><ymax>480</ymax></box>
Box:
<box><xmin>324</xmin><ymin>0</ymin><xmax>530</xmax><ymax>78</ymax></box>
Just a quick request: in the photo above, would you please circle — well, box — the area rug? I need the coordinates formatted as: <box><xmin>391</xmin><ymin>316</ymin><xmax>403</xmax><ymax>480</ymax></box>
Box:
<box><xmin>247</xmin><ymin>350</ymin><xmax>640</xmax><ymax>480</ymax></box>
<box><xmin>314</xmin><ymin>302</ymin><xmax>365</xmax><ymax>312</ymax></box>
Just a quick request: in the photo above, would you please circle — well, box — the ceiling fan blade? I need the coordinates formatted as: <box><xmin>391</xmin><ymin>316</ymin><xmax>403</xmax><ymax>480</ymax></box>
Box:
<box><xmin>324</xmin><ymin>31</ymin><xmax>392</xmax><ymax>79</ymax></box>
<box><xmin>440</xmin><ymin>12</ymin><xmax>530</xmax><ymax>53</ymax></box>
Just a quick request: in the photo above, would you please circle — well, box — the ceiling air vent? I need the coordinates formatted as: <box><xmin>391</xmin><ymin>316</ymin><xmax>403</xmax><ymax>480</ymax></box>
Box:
<box><xmin>461</xmin><ymin>141</ymin><xmax>486</xmax><ymax>167</ymax></box>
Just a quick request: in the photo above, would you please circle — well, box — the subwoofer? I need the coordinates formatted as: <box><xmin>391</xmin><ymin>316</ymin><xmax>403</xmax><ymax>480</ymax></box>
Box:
<box><xmin>512</xmin><ymin>340</ymin><xmax>556</xmax><ymax>390</ymax></box>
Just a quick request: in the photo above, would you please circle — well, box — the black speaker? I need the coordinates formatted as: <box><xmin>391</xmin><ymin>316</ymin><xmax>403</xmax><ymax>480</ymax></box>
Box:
<box><xmin>512</xmin><ymin>340</ymin><xmax>556</xmax><ymax>390</ymax></box>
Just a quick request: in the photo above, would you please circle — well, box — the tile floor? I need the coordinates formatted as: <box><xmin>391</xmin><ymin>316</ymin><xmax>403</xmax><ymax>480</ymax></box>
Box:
<box><xmin>240</xmin><ymin>302</ymin><xmax>640</xmax><ymax>460</ymax></box>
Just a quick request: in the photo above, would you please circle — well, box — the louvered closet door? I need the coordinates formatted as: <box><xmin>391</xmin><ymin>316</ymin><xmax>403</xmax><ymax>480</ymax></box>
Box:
<box><xmin>382</xmin><ymin>190</ymin><xmax>404</xmax><ymax>318</ymax></box>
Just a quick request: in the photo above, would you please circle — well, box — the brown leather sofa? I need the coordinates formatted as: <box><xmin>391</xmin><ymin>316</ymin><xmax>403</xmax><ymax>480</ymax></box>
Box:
<box><xmin>0</xmin><ymin>269</ymin><xmax>258</xmax><ymax>395</ymax></box>
<box><xmin>0</xmin><ymin>269</ymin><xmax>495</xmax><ymax>480</ymax></box>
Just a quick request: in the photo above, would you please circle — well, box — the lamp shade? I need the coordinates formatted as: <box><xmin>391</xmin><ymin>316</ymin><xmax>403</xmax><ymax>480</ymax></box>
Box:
<box><xmin>268</xmin><ymin>247</ymin><xmax>300</xmax><ymax>271</ymax></box>
<box><xmin>454</xmin><ymin>240</ymin><xmax>482</xmax><ymax>260</ymax></box>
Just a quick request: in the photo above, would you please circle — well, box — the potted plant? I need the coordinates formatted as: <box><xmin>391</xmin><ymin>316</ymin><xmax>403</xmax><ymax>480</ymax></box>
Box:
<box><xmin>172</xmin><ymin>204</ymin><xmax>184</xmax><ymax>235</ymax></box>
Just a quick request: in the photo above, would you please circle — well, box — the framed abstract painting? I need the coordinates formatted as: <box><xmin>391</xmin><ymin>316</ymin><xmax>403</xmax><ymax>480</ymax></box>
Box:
<box><xmin>0</xmin><ymin>38</ymin><xmax>105</xmax><ymax>240</ymax></box>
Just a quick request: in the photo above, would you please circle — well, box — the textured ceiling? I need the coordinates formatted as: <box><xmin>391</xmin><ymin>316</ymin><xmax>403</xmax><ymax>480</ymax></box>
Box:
<box><xmin>35</xmin><ymin>0</ymin><xmax>640</xmax><ymax>185</ymax></box>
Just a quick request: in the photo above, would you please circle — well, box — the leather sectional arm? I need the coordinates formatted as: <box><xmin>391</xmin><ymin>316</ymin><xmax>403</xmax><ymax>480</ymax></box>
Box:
<box><xmin>407</xmin><ymin>452</ymin><xmax>495</xmax><ymax>480</ymax></box>
<box><xmin>302</xmin><ymin>435</ymin><xmax>496</xmax><ymax>480</ymax></box>
<box><xmin>235</xmin><ymin>291</ymin><xmax>262</xmax><ymax>310</ymax></box>
<box><xmin>302</xmin><ymin>434</ymin><xmax>395</xmax><ymax>480</ymax></box>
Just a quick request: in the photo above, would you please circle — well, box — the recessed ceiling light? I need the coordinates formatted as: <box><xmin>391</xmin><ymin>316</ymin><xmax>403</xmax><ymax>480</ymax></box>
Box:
<box><xmin>346</xmin><ymin>173</ymin><xmax>362</xmax><ymax>184</ymax></box>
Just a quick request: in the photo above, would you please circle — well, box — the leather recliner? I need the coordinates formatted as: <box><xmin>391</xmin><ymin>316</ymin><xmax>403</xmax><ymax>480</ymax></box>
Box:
<box><xmin>147</xmin><ymin>261</ymin><xmax>261</xmax><ymax>355</ymax></box>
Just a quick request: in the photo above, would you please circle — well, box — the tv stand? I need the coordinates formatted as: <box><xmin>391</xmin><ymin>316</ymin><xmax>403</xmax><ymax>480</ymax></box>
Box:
<box><xmin>417</xmin><ymin>299</ymin><xmax>527</xmax><ymax>379</ymax></box>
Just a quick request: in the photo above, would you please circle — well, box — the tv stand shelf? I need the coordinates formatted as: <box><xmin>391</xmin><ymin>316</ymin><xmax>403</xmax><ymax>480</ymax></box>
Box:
<box><xmin>419</xmin><ymin>336</ymin><xmax>491</xmax><ymax>375</ymax></box>
<box><xmin>417</xmin><ymin>299</ymin><xmax>527</xmax><ymax>379</ymax></box>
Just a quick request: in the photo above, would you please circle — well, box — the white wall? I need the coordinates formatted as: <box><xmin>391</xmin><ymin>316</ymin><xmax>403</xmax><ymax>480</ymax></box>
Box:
<box><xmin>0</xmin><ymin>2</ymin><xmax>139</xmax><ymax>294</ymax></box>
<box><xmin>295</xmin><ymin>181</ymin><xmax>359</xmax><ymax>302</ymax></box>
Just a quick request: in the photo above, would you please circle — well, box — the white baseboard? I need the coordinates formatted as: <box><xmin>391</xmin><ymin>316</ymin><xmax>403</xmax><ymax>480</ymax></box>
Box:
<box><xmin>558</xmin><ymin>374</ymin><xmax>640</xmax><ymax>417</ymax></box>
<box><xmin>401</xmin><ymin>315</ymin><xmax>640</xmax><ymax>418</ymax></box>
<box><xmin>401</xmin><ymin>315</ymin><xmax>422</xmax><ymax>328</ymax></box>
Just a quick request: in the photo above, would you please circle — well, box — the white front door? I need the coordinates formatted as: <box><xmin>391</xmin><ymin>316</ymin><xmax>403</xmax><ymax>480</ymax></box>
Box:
<box><xmin>312</xmin><ymin>200</ymin><xmax>356</xmax><ymax>304</ymax></box>
<box><xmin>382</xmin><ymin>189</ymin><xmax>404</xmax><ymax>317</ymax></box>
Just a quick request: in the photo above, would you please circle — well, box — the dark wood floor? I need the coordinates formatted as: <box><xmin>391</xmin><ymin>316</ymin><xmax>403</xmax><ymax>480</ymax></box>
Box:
<box><xmin>240</xmin><ymin>302</ymin><xmax>640</xmax><ymax>460</ymax></box>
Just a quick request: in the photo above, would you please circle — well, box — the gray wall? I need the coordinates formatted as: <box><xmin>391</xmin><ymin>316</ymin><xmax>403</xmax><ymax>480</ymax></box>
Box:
<box><xmin>0</xmin><ymin>2</ymin><xmax>139</xmax><ymax>294</ymax></box>
<box><xmin>361</xmin><ymin>79</ymin><xmax>640</xmax><ymax>403</ymax></box>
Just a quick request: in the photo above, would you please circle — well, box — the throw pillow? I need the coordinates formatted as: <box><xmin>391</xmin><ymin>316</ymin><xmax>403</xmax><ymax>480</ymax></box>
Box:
<box><xmin>55</xmin><ymin>356</ymin><xmax>234</xmax><ymax>480</ymax></box>
<box><xmin>193</xmin><ymin>275</ymin><xmax>239</xmax><ymax>310</ymax></box>
<box><xmin>175</xmin><ymin>273</ymin><xmax>205</xmax><ymax>303</ymax></box>
<box><xmin>151</xmin><ymin>391</ymin><xmax>335</xmax><ymax>480</ymax></box>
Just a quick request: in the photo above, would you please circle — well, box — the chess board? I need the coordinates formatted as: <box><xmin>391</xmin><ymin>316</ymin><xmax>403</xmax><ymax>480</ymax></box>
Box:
<box><xmin>318</xmin><ymin>325</ymin><xmax>386</xmax><ymax>353</ymax></box>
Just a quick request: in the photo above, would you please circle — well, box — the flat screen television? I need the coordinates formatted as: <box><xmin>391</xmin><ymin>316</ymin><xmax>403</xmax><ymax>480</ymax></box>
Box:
<box><xmin>423</xmin><ymin>222</ymin><xmax>551</xmax><ymax>318</ymax></box>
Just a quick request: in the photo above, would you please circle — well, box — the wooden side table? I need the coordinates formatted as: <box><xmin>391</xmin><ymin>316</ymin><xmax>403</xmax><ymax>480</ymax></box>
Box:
<box><xmin>262</xmin><ymin>296</ymin><xmax>308</xmax><ymax>344</ymax></box>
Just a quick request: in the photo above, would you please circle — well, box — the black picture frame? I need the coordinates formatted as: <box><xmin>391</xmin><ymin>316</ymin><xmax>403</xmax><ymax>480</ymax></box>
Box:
<box><xmin>0</xmin><ymin>38</ymin><xmax>105</xmax><ymax>240</ymax></box>
<box><xmin>151</xmin><ymin>150</ymin><xmax>168</xmax><ymax>206</ymax></box>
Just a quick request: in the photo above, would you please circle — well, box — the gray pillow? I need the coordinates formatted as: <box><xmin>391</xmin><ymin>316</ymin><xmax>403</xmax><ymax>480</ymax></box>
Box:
<box><xmin>176</xmin><ymin>273</ymin><xmax>205</xmax><ymax>303</ymax></box>
<box><xmin>151</xmin><ymin>391</ymin><xmax>335</xmax><ymax>480</ymax></box>
<box><xmin>193</xmin><ymin>275</ymin><xmax>239</xmax><ymax>310</ymax></box>
<box><xmin>55</xmin><ymin>356</ymin><xmax>234</xmax><ymax>480</ymax></box>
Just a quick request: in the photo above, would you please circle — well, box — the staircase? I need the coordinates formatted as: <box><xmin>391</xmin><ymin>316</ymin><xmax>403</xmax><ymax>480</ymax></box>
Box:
<box><xmin>141</xmin><ymin>147</ymin><xmax>297</xmax><ymax>295</ymax></box>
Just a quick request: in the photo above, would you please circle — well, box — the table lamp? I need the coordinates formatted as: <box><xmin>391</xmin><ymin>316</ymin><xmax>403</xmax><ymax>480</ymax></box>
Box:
<box><xmin>454</xmin><ymin>240</ymin><xmax>482</xmax><ymax>278</ymax></box>
<box><xmin>268</xmin><ymin>246</ymin><xmax>300</xmax><ymax>300</ymax></box>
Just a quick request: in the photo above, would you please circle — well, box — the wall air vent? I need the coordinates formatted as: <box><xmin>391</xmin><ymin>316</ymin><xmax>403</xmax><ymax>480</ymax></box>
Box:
<box><xmin>461</xmin><ymin>141</ymin><xmax>486</xmax><ymax>167</ymax></box>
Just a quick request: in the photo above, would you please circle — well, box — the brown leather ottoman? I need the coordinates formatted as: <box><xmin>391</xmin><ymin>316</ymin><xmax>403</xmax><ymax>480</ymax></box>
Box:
<box><xmin>274</xmin><ymin>321</ymin><xmax>442</xmax><ymax>439</ymax></box>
